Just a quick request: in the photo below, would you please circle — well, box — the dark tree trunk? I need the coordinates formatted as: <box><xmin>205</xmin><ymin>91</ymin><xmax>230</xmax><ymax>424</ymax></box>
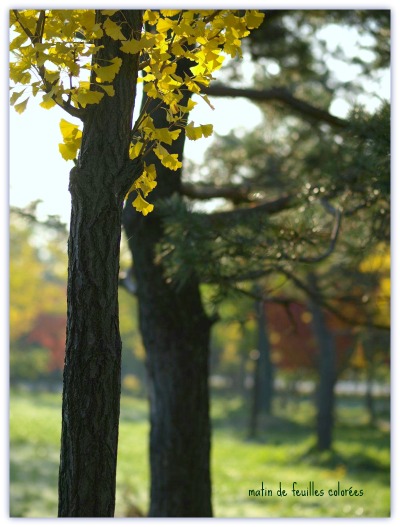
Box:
<box><xmin>258</xmin><ymin>302</ymin><xmax>274</xmax><ymax>416</ymax></box>
<box><xmin>248</xmin><ymin>348</ymin><xmax>261</xmax><ymax>439</ymax></box>
<box><xmin>308</xmin><ymin>273</ymin><xmax>336</xmax><ymax>452</ymax></box>
<box><xmin>248</xmin><ymin>299</ymin><xmax>274</xmax><ymax>438</ymax></box>
<box><xmin>365</xmin><ymin>363</ymin><xmax>376</xmax><ymax>426</ymax></box>
<box><xmin>58</xmin><ymin>10</ymin><xmax>142</xmax><ymax>517</ymax></box>
<box><xmin>122</xmin><ymin>66</ymin><xmax>213</xmax><ymax>517</ymax></box>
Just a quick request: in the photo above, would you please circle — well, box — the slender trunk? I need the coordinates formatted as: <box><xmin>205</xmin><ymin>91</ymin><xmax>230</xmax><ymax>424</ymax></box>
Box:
<box><xmin>58</xmin><ymin>10</ymin><xmax>142</xmax><ymax>517</ymax></box>
<box><xmin>308</xmin><ymin>273</ymin><xmax>336</xmax><ymax>452</ymax></box>
<box><xmin>366</xmin><ymin>363</ymin><xmax>376</xmax><ymax>426</ymax></box>
<box><xmin>248</xmin><ymin>349</ymin><xmax>261</xmax><ymax>439</ymax></box>
<box><xmin>122</xmin><ymin>62</ymin><xmax>213</xmax><ymax>516</ymax></box>
<box><xmin>248</xmin><ymin>299</ymin><xmax>273</xmax><ymax>438</ymax></box>
<box><xmin>258</xmin><ymin>301</ymin><xmax>274</xmax><ymax>416</ymax></box>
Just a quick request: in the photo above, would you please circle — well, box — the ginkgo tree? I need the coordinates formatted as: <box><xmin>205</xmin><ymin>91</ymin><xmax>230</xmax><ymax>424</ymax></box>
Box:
<box><xmin>10</xmin><ymin>8</ymin><xmax>264</xmax><ymax>518</ymax></box>
<box><xmin>11</xmin><ymin>9</ymin><xmax>262</xmax><ymax>214</ymax></box>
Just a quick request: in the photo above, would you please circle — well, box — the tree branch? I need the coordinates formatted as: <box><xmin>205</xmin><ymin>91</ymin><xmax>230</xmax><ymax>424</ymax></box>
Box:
<box><xmin>202</xmin><ymin>83</ymin><xmax>349</xmax><ymax>129</ymax></box>
<box><xmin>290</xmin><ymin>199</ymin><xmax>342</xmax><ymax>264</ymax></box>
<box><xmin>204</xmin><ymin>194</ymin><xmax>296</xmax><ymax>227</ymax></box>
<box><xmin>12</xmin><ymin>10</ymin><xmax>84</xmax><ymax>120</ymax></box>
<box><xmin>181</xmin><ymin>181</ymin><xmax>257</xmax><ymax>204</ymax></box>
<box><xmin>277</xmin><ymin>267</ymin><xmax>390</xmax><ymax>331</ymax></box>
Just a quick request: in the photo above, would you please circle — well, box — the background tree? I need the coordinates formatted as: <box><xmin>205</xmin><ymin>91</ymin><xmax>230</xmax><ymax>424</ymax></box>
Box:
<box><xmin>122</xmin><ymin>65</ymin><xmax>214</xmax><ymax>515</ymax></box>
<box><xmin>10</xmin><ymin>205</ymin><xmax>67</xmax><ymax>381</ymax></box>
<box><xmin>141</xmin><ymin>10</ymin><xmax>390</xmax><ymax>452</ymax></box>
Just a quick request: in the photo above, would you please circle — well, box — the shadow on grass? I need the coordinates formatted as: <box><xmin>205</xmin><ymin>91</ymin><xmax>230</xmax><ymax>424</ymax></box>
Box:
<box><xmin>299</xmin><ymin>424</ymin><xmax>390</xmax><ymax>482</ymax></box>
<box><xmin>10</xmin><ymin>444</ymin><xmax>59</xmax><ymax>517</ymax></box>
<box><xmin>211</xmin><ymin>393</ymin><xmax>315</xmax><ymax>446</ymax></box>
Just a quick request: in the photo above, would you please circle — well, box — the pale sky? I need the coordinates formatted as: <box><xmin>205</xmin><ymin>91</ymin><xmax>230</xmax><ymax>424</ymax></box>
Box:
<box><xmin>9</xmin><ymin>84</ymin><xmax>264</xmax><ymax>223</ymax></box>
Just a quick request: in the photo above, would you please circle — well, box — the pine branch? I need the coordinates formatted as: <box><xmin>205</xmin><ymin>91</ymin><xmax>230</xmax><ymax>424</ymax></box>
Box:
<box><xmin>181</xmin><ymin>182</ymin><xmax>255</xmax><ymax>204</ymax></box>
<box><xmin>202</xmin><ymin>83</ymin><xmax>349</xmax><ymax>129</ymax></box>
<box><xmin>202</xmin><ymin>194</ymin><xmax>295</xmax><ymax>227</ymax></box>
<box><xmin>282</xmin><ymin>199</ymin><xmax>342</xmax><ymax>264</ymax></box>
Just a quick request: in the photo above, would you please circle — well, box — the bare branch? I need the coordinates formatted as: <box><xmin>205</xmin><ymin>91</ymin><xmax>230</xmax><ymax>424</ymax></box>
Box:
<box><xmin>277</xmin><ymin>267</ymin><xmax>390</xmax><ymax>331</ymax></box>
<box><xmin>12</xmin><ymin>10</ymin><xmax>35</xmax><ymax>40</ymax></box>
<box><xmin>35</xmin><ymin>10</ymin><xmax>46</xmax><ymax>44</ymax></box>
<box><xmin>202</xmin><ymin>83</ymin><xmax>349</xmax><ymax>129</ymax></box>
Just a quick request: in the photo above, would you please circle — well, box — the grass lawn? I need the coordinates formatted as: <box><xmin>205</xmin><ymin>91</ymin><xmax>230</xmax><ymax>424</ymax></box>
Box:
<box><xmin>9</xmin><ymin>388</ymin><xmax>390</xmax><ymax>518</ymax></box>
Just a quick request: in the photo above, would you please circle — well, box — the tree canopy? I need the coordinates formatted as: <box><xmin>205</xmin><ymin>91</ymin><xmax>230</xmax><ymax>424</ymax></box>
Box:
<box><xmin>10</xmin><ymin>9</ymin><xmax>264</xmax><ymax>214</ymax></box>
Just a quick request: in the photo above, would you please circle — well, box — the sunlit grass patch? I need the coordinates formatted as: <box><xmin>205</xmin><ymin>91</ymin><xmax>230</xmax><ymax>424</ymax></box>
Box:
<box><xmin>9</xmin><ymin>389</ymin><xmax>390</xmax><ymax>518</ymax></box>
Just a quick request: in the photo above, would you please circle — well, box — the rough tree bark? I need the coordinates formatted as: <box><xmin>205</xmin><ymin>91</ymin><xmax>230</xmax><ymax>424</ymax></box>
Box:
<box><xmin>58</xmin><ymin>10</ymin><xmax>143</xmax><ymax>517</ymax></box>
<box><xmin>122</xmin><ymin>66</ymin><xmax>213</xmax><ymax>517</ymax></box>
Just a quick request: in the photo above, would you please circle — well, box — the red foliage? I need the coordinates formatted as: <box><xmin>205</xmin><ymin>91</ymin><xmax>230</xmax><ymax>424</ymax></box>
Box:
<box><xmin>265</xmin><ymin>302</ymin><xmax>355</xmax><ymax>372</ymax></box>
<box><xmin>27</xmin><ymin>313</ymin><xmax>66</xmax><ymax>371</ymax></box>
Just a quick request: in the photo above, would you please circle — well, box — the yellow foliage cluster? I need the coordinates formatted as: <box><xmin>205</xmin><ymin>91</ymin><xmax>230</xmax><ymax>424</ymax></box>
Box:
<box><xmin>10</xmin><ymin>220</ymin><xmax>67</xmax><ymax>342</ymax></box>
<box><xmin>359</xmin><ymin>243</ymin><xmax>390</xmax><ymax>327</ymax></box>
<box><xmin>10</xmin><ymin>9</ymin><xmax>264</xmax><ymax>214</ymax></box>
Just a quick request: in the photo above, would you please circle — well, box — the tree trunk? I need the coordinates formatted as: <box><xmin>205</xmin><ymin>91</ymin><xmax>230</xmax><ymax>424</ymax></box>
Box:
<box><xmin>365</xmin><ymin>363</ymin><xmax>376</xmax><ymax>426</ymax></box>
<box><xmin>248</xmin><ymin>349</ymin><xmax>261</xmax><ymax>439</ymax></box>
<box><xmin>308</xmin><ymin>273</ymin><xmax>336</xmax><ymax>452</ymax></box>
<box><xmin>122</xmin><ymin>66</ymin><xmax>213</xmax><ymax>516</ymax></box>
<box><xmin>248</xmin><ymin>298</ymin><xmax>274</xmax><ymax>438</ymax></box>
<box><xmin>58</xmin><ymin>10</ymin><xmax>142</xmax><ymax>517</ymax></box>
<box><xmin>258</xmin><ymin>301</ymin><xmax>274</xmax><ymax>416</ymax></box>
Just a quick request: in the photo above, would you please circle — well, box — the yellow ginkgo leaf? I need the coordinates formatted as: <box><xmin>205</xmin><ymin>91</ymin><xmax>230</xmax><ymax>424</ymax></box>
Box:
<box><xmin>44</xmin><ymin>70</ymin><xmax>60</xmax><ymax>83</ymax></box>
<box><xmin>94</xmin><ymin>57</ymin><xmax>122</xmax><ymax>82</ymax></box>
<box><xmin>40</xmin><ymin>97</ymin><xmax>56</xmax><ymax>109</ymax></box>
<box><xmin>129</xmin><ymin>141</ymin><xmax>144</xmax><ymax>160</ymax></box>
<box><xmin>58</xmin><ymin>142</ymin><xmax>78</xmax><ymax>161</ymax></box>
<box><xmin>178</xmin><ymin>99</ymin><xmax>197</xmax><ymax>112</ymax></box>
<box><xmin>144</xmin><ymin>82</ymin><xmax>159</xmax><ymax>99</ymax></box>
<box><xmin>59</xmin><ymin>119</ymin><xmax>81</xmax><ymax>141</ymax></box>
<box><xmin>134</xmin><ymin>173</ymin><xmax>157</xmax><ymax>197</ymax></box>
<box><xmin>156</xmin><ymin>17</ymin><xmax>175</xmax><ymax>34</ymax></box>
<box><xmin>10</xmin><ymin>89</ymin><xmax>26</xmax><ymax>106</ymax></box>
<box><xmin>14</xmin><ymin>97</ymin><xmax>29</xmax><ymax>114</ymax></box>
<box><xmin>245</xmin><ymin>10</ymin><xmax>265</xmax><ymax>29</ymax></box>
<box><xmin>154</xmin><ymin>144</ymin><xmax>182</xmax><ymax>170</ymax></box>
<box><xmin>143</xmin><ymin>10</ymin><xmax>159</xmax><ymax>25</ymax></box>
<box><xmin>100</xmin><ymin>84</ymin><xmax>115</xmax><ymax>97</ymax></box>
<box><xmin>75</xmin><ymin>89</ymin><xmax>104</xmax><ymax>108</ymax></box>
<box><xmin>103</xmin><ymin>17</ymin><xmax>126</xmax><ymax>41</ymax></box>
<box><xmin>120</xmin><ymin>38</ymin><xmax>144</xmax><ymax>55</ymax></box>
<box><xmin>160</xmin><ymin>10</ymin><xmax>180</xmax><ymax>17</ymax></box>
<box><xmin>58</xmin><ymin>118</ymin><xmax>82</xmax><ymax>160</ymax></box>
<box><xmin>185</xmin><ymin>121</ymin><xmax>202</xmax><ymax>141</ymax></box>
<box><xmin>153</xmin><ymin>127</ymin><xmax>181</xmax><ymax>145</ymax></box>
<box><xmin>185</xmin><ymin>122</ymin><xmax>213</xmax><ymax>141</ymax></box>
<box><xmin>200</xmin><ymin>123</ymin><xmax>213</xmax><ymax>138</ymax></box>
<box><xmin>146</xmin><ymin>163</ymin><xmax>157</xmax><ymax>180</ymax></box>
<box><xmin>132</xmin><ymin>193</ymin><xmax>154</xmax><ymax>216</ymax></box>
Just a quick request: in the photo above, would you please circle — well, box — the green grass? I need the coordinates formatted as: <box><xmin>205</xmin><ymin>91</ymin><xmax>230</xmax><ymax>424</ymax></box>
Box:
<box><xmin>9</xmin><ymin>389</ymin><xmax>390</xmax><ymax>518</ymax></box>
